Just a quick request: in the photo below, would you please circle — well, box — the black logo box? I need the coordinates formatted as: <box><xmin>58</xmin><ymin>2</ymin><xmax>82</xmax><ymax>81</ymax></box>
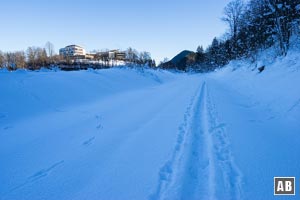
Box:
<box><xmin>274</xmin><ymin>177</ymin><xmax>295</xmax><ymax>195</ymax></box>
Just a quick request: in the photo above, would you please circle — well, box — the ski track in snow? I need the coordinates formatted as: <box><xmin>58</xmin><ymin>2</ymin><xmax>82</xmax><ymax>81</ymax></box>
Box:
<box><xmin>150</xmin><ymin>81</ymin><xmax>243</xmax><ymax>200</ymax></box>
<box><xmin>205</xmin><ymin>84</ymin><xmax>243</xmax><ymax>200</ymax></box>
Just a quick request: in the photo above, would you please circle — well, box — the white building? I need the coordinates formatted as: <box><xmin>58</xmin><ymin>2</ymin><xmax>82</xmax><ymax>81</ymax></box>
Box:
<box><xmin>59</xmin><ymin>45</ymin><xmax>86</xmax><ymax>58</ymax></box>
<box><xmin>108</xmin><ymin>50</ymin><xmax>126</xmax><ymax>60</ymax></box>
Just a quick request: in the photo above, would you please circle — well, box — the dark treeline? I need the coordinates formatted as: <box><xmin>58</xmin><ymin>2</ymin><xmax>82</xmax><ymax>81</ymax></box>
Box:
<box><xmin>0</xmin><ymin>43</ymin><xmax>156</xmax><ymax>71</ymax></box>
<box><xmin>161</xmin><ymin>0</ymin><xmax>300</xmax><ymax>71</ymax></box>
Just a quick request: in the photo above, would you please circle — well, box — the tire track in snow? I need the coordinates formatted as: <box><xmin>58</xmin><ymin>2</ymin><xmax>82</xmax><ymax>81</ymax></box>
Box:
<box><xmin>150</xmin><ymin>82</ymin><xmax>243</xmax><ymax>200</ymax></box>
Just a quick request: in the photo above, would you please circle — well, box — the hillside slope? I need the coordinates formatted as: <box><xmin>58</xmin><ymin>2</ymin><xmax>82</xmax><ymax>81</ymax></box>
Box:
<box><xmin>160</xmin><ymin>50</ymin><xmax>198</xmax><ymax>71</ymax></box>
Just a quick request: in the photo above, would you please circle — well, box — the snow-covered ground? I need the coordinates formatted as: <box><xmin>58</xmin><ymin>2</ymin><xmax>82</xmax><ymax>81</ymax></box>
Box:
<box><xmin>0</xmin><ymin>51</ymin><xmax>300</xmax><ymax>199</ymax></box>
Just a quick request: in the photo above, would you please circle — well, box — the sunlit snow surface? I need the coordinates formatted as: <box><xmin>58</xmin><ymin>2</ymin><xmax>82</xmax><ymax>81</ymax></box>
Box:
<box><xmin>0</xmin><ymin>51</ymin><xmax>300</xmax><ymax>199</ymax></box>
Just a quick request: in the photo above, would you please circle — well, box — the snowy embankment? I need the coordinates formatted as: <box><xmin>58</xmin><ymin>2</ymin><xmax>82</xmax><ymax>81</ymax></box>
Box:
<box><xmin>0</xmin><ymin>50</ymin><xmax>300</xmax><ymax>200</ymax></box>
<box><xmin>206</xmin><ymin>50</ymin><xmax>300</xmax><ymax>199</ymax></box>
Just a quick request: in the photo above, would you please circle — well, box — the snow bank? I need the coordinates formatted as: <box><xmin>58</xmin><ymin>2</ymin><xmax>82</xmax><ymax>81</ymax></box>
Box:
<box><xmin>0</xmin><ymin>68</ymin><xmax>175</xmax><ymax>124</ymax></box>
<box><xmin>207</xmin><ymin>49</ymin><xmax>300</xmax><ymax>199</ymax></box>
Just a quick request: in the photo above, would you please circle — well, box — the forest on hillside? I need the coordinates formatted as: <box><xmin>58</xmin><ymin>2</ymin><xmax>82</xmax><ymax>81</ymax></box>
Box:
<box><xmin>161</xmin><ymin>0</ymin><xmax>300</xmax><ymax>71</ymax></box>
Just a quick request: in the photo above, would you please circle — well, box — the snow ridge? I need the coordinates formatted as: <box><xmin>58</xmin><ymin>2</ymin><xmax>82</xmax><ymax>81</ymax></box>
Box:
<box><xmin>150</xmin><ymin>82</ymin><xmax>243</xmax><ymax>200</ymax></box>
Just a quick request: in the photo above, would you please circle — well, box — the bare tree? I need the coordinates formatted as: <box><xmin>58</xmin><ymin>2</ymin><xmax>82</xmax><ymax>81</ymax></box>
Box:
<box><xmin>0</xmin><ymin>51</ymin><xmax>4</xmax><ymax>68</ymax></box>
<box><xmin>45</xmin><ymin>41</ymin><xmax>55</xmax><ymax>58</ymax></box>
<box><xmin>27</xmin><ymin>47</ymin><xmax>48</xmax><ymax>69</ymax></box>
<box><xmin>222</xmin><ymin>0</ymin><xmax>245</xmax><ymax>57</ymax></box>
<box><xmin>4</xmin><ymin>52</ymin><xmax>15</xmax><ymax>69</ymax></box>
<box><xmin>126</xmin><ymin>47</ymin><xmax>138</xmax><ymax>63</ymax></box>
<box><xmin>14</xmin><ymin>51</ymin><xmax>26</xmax><ymax>69</ymax></box>
<box><xmin>27</xmin><ymin>47</ymin><xmax>38</xmax><ymax>68</ymax></box>
<box><xmin>139</xmin><ymin>51</ymin><xmax>151</xmax><ymax>64</ymax></box>
<box><xmin>264</xmin><ymin>0</ymin><xmax>297</xmax><ymax>55</ymax></box>
<box><xmin>222</xmin><ymin>0</ymin><xmax>245</xmax><ymax>39</ymax></box>
<box><xmin>37</xmin><ymin>47</ymin><xmax>48</xmax><ymax>67</ymax></box>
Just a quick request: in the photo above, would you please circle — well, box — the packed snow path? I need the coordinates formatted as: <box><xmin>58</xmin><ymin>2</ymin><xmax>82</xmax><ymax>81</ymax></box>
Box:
<box><xmin>1</xmin><ymin>65</ymin><xmax>300</xmax><ymax>200</ymax></box>
<box><xmin>151</xmin><ymin>82</ymin><xmax>242</xmax><ymax>200</ymax></box>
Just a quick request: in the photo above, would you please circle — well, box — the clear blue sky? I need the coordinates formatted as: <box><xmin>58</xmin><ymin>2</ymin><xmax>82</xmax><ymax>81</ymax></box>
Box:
<box><xmin>0</xmin><ymin>0</ymin><xmax>231</xmax><ymax>62</ymax></box>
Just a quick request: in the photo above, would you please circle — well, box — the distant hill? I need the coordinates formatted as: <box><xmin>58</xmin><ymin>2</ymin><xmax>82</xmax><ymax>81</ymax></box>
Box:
<box><xmin>160</xmin><ymin>50</ymin><xmax>199</xmax><ymax>71</ymax></box>
<box><xmin>170</xmin><ymin>50</ymin><xmax>194</xmax><ymax>64</ymax></box>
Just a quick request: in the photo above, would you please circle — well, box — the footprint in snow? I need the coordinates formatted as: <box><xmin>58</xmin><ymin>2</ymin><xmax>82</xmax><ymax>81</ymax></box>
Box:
<box><xmin>209</xmin><ymin>123</ymin><xmax>226</xmax><ymax>133</ymax></box>
<box><xmin>3</xmin><ymin>125</ymin><xmax>13</xmax><ymax>130</ymax></box>
<box><xmin>95</xmin><ymin>115</ymin><xmax>102</xmax><ymax>120</ymax></box>
<box><xmin>82</xmin><ymin>137</ymin><xmax>96</xmax><ymax>146</ymax></box>
<box><xmin>95</xmin><ymin>115</ymin><xmax>103</xmax><ymax>131</ymax></box>
<box><xmin>28</xmin><ymin>160</ymin><xmax>64</xmax><ymax>182</ymax></box>
<box><xmin>10</xmin><ymin>160</ymin><xmax>64</xmax><ymax>192</ymax></box>
<box><xmin>96</xmin><ymin>124</ymin><xmax>103</xmax><ymax>130</ymax></box>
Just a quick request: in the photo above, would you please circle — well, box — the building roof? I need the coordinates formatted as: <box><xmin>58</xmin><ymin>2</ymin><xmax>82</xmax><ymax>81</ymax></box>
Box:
<box><xmin>65</xmin><ymin>45</ymin><xmax>84</xmax><ymax>49</ymax></box>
